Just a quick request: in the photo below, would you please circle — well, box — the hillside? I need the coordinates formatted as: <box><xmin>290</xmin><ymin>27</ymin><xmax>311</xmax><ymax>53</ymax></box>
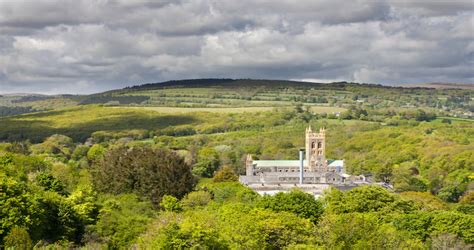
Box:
<box><xmin>0</xmin><ymin>79</ymin><xmax>473</xmax><ymax>248</ymax></box>
<box><xmin>1</xmin><ymin>79</ymin><xmax>473</xmax><ymax>119</ymax></box>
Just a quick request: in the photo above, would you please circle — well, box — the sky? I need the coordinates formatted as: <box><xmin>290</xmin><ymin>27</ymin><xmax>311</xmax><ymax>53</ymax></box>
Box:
<box><xmin>0</xmin><ymin>0</ymin><xmax>473</xmax><ymax>94</ymax></box>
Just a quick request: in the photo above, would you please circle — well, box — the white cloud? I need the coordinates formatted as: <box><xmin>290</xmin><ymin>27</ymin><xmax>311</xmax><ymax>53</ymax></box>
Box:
<box><xmin>0</xmin><ymin>0</ymin><xmax>472</xmax><ymax>94</ymax></box>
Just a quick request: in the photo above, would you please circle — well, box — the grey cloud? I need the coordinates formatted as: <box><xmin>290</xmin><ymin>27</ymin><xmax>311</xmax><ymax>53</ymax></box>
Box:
<box><xmin>389</xmin><ymin>0</ymin><xmax>474</xmax><ymax>16</ymax></box>
<box><xmin>0</xmin><ymin>0</ymin><xmax>472</xmax><ymax>94</ymax></box>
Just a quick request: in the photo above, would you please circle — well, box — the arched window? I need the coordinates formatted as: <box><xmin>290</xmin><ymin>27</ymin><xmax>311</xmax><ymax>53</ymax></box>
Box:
<box><xmin>317</xmin><ymin>142</ymin><xmax>322</xmax><ymax>149</ymax></box>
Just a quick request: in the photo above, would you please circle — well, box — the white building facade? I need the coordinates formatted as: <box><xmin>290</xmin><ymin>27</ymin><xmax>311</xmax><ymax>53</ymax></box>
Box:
<box><xmin>240</xmin><ymin>127</ymin><xmax>348</xmax><ymax>185</ymax></box>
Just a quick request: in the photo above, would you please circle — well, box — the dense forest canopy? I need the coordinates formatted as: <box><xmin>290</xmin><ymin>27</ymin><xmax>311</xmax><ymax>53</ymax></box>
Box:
<box><xmin>0</xmin><ymin>80</ymin><xmax>472</xmax><ymax>248</ymax></box>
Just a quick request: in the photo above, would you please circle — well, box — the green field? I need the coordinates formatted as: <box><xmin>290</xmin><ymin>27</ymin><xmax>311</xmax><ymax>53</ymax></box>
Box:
<box><xmin>2</xmin><ymin>79</ymin><xmax>471</xmax><ymax>120</ymax></box>
<box><xmin>119</xmin><ymin>105</ymin><xmax>346</xmax><ymax>114</ymax></box>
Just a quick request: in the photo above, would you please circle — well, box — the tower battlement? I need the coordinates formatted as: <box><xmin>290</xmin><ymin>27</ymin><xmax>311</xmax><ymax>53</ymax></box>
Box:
<box><xmin>305</xmin><ymin>126</ymin><xmax>327</xmax><ymax>171</ymax></box>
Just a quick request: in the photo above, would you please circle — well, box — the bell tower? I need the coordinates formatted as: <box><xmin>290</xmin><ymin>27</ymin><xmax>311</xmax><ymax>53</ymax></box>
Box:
<box><xmin>305</xmin><ymin>126</ymin><xmax>327</xmax><ymax>171</ymax></box>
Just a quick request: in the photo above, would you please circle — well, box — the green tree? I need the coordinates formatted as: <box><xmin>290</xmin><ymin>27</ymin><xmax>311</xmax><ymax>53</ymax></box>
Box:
<box><xmin>160</xmin><ymin>195</ymin><xmax>182</xmax><ymax>212</ymax></box>
<box><xmin>4</xmin><ymin>226</ymin><xmax>33</xmax><ymax>250</ymax></box>
<box><xmin>258</xmin><ymin>189</ymin><xmax>324</xmax><ymax>223</ymax></box>
<box><xmin>31</xmin><ymin>134</ymin><xmax>74</xmax><ymax>159</ymax></box>
<box><xmin>0</xmin><ymin>178</ymin><xmax>41</xmax><ymax>244</ymax></box>
<box><xmin>318</xmin><ymin>213</ymin><xmax>422</xmax><ymax>249</ymax></box>
<box><xmin>400</xmin><ymin>192</ymin><xmax>448</xmax><ymax>211</ymax></box>
<box><xmin>324</xmin><ymin>186</ymin><xmax>416</xmax><ymax>214</ymax></box>
<box><xmin>94</xmin><ymin>194</ymin><xmax>156</xmax><ymax>249</ymax></box>
<box><xmin>192</xmin><ymin>147</ymin><xmax>220</xmax><ymax>177</ymax></box>
<box><xmin>213</xmin><ymin>166</ymin><xmax>238</xmax><ymax>182</ymax></box>
<box><xmin>438</xmin><ymin>185</ymin><xmax>463</xmax><ymax>203</ymax></box>
<box><xmin>92</xmin><ymin>145</ymin><xmax>196</xmax><ymax>205</ymax></box>
<box><xmin>71</xmin><ymin>145</ymin><xmax>90</xmax><ymax>161</ymax></box>
<box><xmin>218</xmin><ymin>204</ymin><xmax>317</xmax><ymax>248</ymax></box>
<box><xmin>36</xmin><ymin>192</ymin><xmax>85</xmax><ymax>244</ymax></box>
<box><xmin>5</xmin><ymin>141</ymin><xmax>31</xmax><ymax>155</ymax></box>
<box><xmin>36</xmin><ymin>172</ymin><xmax>67</xmax><ymax>195</ymax></box>
<box><xmin>181</xmin><ymin>191</ymin><xmax>212</xmax><ymax>208</ymax></box>
<box><xmin>138</xmin><ymin>210</ymin><xmax>226</xmax><ymax>249</ymax></box>
<box><xmin>86</xmin><ymin>144</ymin><xmax>106</xmax><ymax>162</ymax></box>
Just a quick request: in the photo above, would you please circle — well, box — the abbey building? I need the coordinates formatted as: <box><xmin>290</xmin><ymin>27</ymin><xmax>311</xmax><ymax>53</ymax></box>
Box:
<box><xmin>240</xmin><ymin>127</ymin><xmax>347</xmax><ymax>185</ymax></box>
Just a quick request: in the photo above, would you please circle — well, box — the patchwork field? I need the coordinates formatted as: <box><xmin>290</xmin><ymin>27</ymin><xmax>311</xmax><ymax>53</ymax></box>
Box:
<box><xmin>119</xmin><ymin>105</ymin><xmax>346</xmax><ymax>114</ymax></box>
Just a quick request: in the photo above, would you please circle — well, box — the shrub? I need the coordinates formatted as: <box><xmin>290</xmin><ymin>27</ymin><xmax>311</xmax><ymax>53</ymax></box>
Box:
<box><xmin>258</xmin><ymin>189</ymin><xmax>324</xmax><ymax>223</ymax></box>
<box><xmin>4</xmin><ymin>226</ymin><xmax>33</xmax><ymax>250</ymax></box>
<box><xmin>92</xmin><ymin>145</ymin><xmax>196</xmax><ymax>205</ymax></box>
<box><xmin>160</xmin><ymin>195</ymin><xmax>182</xmax><ymax>212</ymax></box>
<box><xmin>213</xmin><ymin>166</ymin><xmax>238</xmax><ymax>182</ymax></box>
<box><xmin>181</xmin><ymin>191</ymin><xmax>212</xmax><ymax>208</ymax></box>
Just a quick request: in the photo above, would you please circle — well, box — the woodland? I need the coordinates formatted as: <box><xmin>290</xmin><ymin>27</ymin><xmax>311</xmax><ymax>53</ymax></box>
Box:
<box><xmin>0</xmin><ymin>80</ymin><xmax>472</xmax><ymax>249</ymax></box>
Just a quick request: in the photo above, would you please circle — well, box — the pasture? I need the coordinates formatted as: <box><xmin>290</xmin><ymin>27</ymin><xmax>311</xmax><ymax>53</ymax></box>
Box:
<box><xmin>118</xmin><ymin>105</ymin><xmax>346</xmax><ymax>114</ymax></box>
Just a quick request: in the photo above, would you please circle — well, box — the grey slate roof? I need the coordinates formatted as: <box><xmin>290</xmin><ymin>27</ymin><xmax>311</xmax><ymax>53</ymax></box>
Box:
<box><xmin>253</xmin><ymin>160</ymin><xmax>304</xmax><ymax>167</ymax></box>
<box><xmin>252</xmin><ymin>159</ymin><xmax>344</xmax><ymax>168</ymax></box>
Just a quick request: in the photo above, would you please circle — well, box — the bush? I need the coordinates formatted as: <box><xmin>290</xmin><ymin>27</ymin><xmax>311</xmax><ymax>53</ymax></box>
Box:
<box><xmin>92</xmin><ymin>145</ymin><xmax>196</xmax><ymax>205</ymax></box>
<box><xmin>181</xmin><ymin>191</ymin><xmax>212</xmax><ymax>208</ymax></box>
<box><xmin>31</xmin><ymin>134</ymin><xmax>74</xmax><ymax>158</ymax></box>
<box><xmin>94</xmin><ymin>194</ymin><xmax>155</xmax><ymax>248</ymax></box>
<box><xmin>258</xmin><ymin>189</ymin><xmax>324</xmax><ymax>223</ymax></box>
<box><xmin>36</xmin><ymin>172</ymin><xmax>67</xmax><ymax>195</ymax></box>
<box><xmin>438</xmin><ymin>185</ymin><xmax>463</xmax><ymax>203</ymax></box>
<box><xmin>324</xmin><ymin>186</ymin><xmax>417</xmax><ymax>214</ymax></box>
<box><xmin>213</xmin><ymin>166</ymin><xmax>238</xmax><ymax>182</ymax></box>
<box><xmin>4</xmin><ymin>226</ymin><xmax>33</xmax><ymax>250</ymax></box>
<box><xmin>160</xmin><ymin>195</ymin><xmax>182</xmax><ymax>212</ymax></box>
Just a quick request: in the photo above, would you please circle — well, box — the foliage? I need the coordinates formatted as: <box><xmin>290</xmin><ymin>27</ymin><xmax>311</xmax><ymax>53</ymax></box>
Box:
<box><xmin>36</xmin><ymin>172</ymin><xmax>67</xmax><ymax>195</ymax></box>
<box><xmin>181</xmin><ymin>191</ymin><xmax>212</xmax><ymax>209</ymax></box>
<box><xmin>0</xmin><ymin>106</ymin><xmax>36</xmax><ymax>117</ymax></box>
<box><xmin>92</xmin><ymin>145</ymin><xmax>196</xmax><ymax>205</ymax></box>
<box><xmin>199</xmin><ymin>181</ymin><xmax>259</xmax><ymax>204</ymax></box>
<box><xmin>392</xmin><ymin>211</ymin><xmax>474</xmax><ymax>243</ymax></box>
<box><xmin>93</xmin><ymin>194</ymin><xmax>155</xmax><ymax>248</ymax></box>
<box><xmin>438</xmin><ymin>185</ymin><xmax>464</xmax><ymax>203</ymax></box>
<box><xmin>36</xmin><ymin>191</ymin><xmax>85</xmax><ymax>244</ymax></box>
<box><xmin>86</xmin><ymin>144</ymin><xmax>105</xmax><ymax>162</ymax></box>
<box><xmin>430</xmin><ymin>233</ymin><xmax>471</xmax><ymax>249</ymax></box>
<box><xmin>0</xmin><ymin>80</ymin><xmax>472</xmax><ymax>247</ymax></box>
<box><xmin>213</xmin><ymin>165</ymin><xmax>238</xmax><ymax>182</ymax></box>
<box><xmin>400</xmin><ymin>192</ymin><xmax>448</xmax><ymax>211</ymax></box>
<box><xmin>71</xmin><ymin>145</ymin><xmax>89</xmax><ymax>161</ymax></box>
<box><xmin>31</xmin><ymin>134</ymin><xmax>74</xmax><ymax>159</ymax></box>
<box><xmin>66</xmin><ymin>185</ymin><xmax>99</xmax><ymax>225</ymax></box>
<box><xmin>138</xmin><ymin>211</ymin><xmax>226</xmax><ymax>249</ymax></box>
<box><xmin>258</xmin><ymin>189</ymin><xmax>324</xmax><ymax>223</ymax></box>
<box><xmin>324</xmin><ymin>185</ymin><xmax>416</xmax><ymax>214</ymax></box>
<box><xmin>4</xmin><ymin>226</ymin><xmax>33</xmax><ymax>250</ymax></box>
<box><xmin>0</xmin><ymin>178</ymin><xmax>41</xmax><ymax>244</ymax></box>
<box><xmin>317</xmin><ymin>212</ymin><xmax>423</xmax><ymax>249</ymax></box>
<box><xmin>160</xmin><ymin>195</ymin><xmax>182</xmax><ymax>212</ymax></box>
<box><xmin>79</xmin><ymin>95</ymin><xmax>150</xmax><ymax>105</ymax></box>
<box><xmin>192</xmin><ymin>147</ymin><xmax>220</xmax><ymax>177</ymax></box>
<box><xmin>139</xmin><ymin>203</ymin><xmax>317</xmax><ymax>249</ymax></box>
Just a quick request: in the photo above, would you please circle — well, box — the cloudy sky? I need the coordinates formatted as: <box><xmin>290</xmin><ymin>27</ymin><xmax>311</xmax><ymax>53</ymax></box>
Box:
<box><xmin>0</xmin><ymin>0</ymin><xmax>473</xmax><ymax>94</ymax></box>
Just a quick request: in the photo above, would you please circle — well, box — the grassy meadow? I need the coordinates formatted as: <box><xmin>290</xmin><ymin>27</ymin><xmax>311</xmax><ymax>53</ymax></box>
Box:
<box><xmin>118</xmin><ymin>105</ymin><xmax>346</xmax><ymax>113</ymax></box>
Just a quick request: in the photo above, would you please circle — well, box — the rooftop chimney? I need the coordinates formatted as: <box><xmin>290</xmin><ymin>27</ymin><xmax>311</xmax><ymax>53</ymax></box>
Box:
<box><xmin>299</xmin><ymin>149</ymin><xmax>304</xmax><ymax>184</ymax></box>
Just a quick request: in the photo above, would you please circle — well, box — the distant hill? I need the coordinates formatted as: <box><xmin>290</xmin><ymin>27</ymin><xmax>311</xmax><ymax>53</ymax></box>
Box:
<box><xmin>395</xmin><ymin>82</ymin><xmax>474</xmax><ymax>90</ymax></box>
<box><xmin>121</xmin><ymin>78</ymin><xmax>381</xmax><ymax>91</ymax></box>
<box><xmin>0</xmin><ymin>78</ymin><xmax>472</xmax><ymax>119</ymax></box>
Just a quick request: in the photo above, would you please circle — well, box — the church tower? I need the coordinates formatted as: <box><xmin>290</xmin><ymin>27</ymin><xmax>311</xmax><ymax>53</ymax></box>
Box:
<box><xmin>245</xmin><ymin>154</ymin><xmax>254</xmax><ymax>176</ymax></box>
<box><xmin>305</xmin><ymin>126</ymin><xmax>327</xmax><ymax>171</ymax></box>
